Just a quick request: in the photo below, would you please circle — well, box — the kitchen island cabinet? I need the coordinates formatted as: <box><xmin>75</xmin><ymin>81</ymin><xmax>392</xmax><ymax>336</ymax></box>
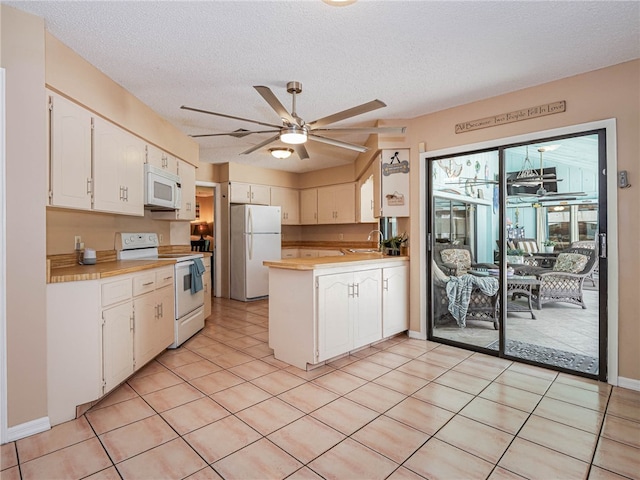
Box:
<box><xmin>265</xmin><ymin>254</ymin><xmax>408</xmax><ymax>369</ymax></box>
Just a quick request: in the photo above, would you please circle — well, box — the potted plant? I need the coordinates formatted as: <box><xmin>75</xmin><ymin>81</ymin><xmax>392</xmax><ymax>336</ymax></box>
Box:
<box><xmin>382</xmin><ymin>232</ymin><xmax>408</xmax><ymax>256</ymax></box>
<box><xmin>506</xmin><ymin>247</ymin><xmax>525</xmax><ymax>265</ymax></box>
<box><xmin>542</xmin><ymin>239</ymin><xmax>556</xmax><ymax>253</ymax></box>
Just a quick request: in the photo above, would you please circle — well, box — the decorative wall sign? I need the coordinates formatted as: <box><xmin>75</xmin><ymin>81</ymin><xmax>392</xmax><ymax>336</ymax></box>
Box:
<box><xmin>455</xmin><ymin>100</ymin><xmax>566</xmax><ymax>134</ymax></box>
<box><xmin>381</xmin><ymin>149</ymin><xmax>410</xmax><ymax>217</ymax></box>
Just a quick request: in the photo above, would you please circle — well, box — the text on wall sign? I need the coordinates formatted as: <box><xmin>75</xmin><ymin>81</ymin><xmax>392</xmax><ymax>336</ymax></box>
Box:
<box><xmin>455</xmin><ymin>100</ymin><xmax>566</xmax><ymax>134</ymax></box>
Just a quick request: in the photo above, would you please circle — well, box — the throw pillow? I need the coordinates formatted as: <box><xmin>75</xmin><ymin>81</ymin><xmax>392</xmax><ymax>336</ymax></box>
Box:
<box><xmin>553</xmin><ymin>253</ymin><xmax>588</xmax><ymax>273</ymax></box>
<box><xmin>518</xmin><ymin>240</ymin><xmax>538</xmax><ymax>254</ymax></box>
<box><xmin>441</xmin><ymin>249</ymin><xmax>471</xmax><ymax>275</ymax></box>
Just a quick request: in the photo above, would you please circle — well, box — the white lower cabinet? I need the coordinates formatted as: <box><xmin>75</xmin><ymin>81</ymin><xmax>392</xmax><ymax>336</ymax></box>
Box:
<box><xmin>316</xmin><ymin>268</ymin><xmax>382</xmax><ymax>362</ymax></box>
<box><xmin>47</xmin><ymin>265</ymin><xmax>175</xmax><ymax>426</ymax></box>
<box><xmin>382</xmin><ymin>265</ymin><xmax>409</xmax><ymax>337</ymax></box>
<box><xmin>268</xmin><ymin>258</ymin><xmax>407</xmax><ymax>369</ymax></box>
<box><xmin>102</xmin><ymin>301</ymin><xmax>134</xmax><ymax>393</ymax></box>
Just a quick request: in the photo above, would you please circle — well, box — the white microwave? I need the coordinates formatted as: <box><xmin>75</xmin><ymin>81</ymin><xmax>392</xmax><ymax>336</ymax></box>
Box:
<box><xmin>144</xmin><ymin>164</ymin><xmax>181</xmax><ymax>210</ymax></box>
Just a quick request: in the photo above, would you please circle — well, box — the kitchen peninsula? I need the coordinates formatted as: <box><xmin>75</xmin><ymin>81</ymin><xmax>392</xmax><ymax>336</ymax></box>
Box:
<box><xmin>265</xmin><ymin>254</ymin><xmax>409</xmax><ymax>369</ymax></box>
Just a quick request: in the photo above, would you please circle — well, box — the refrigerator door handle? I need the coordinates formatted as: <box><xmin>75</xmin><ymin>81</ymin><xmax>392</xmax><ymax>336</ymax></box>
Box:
<box><xmin>248</xmin><ymin>207</ymin><xmax>254</xmax><ymax>260</ymax></box>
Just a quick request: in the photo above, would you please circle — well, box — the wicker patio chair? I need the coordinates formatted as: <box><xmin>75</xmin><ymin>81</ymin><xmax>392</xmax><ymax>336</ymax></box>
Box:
<box><xmin>532</xmin><ymin>247</ymin><xmax>598</xmax><ymax>309</ymax></box>
<box><xmin>433</xmin><ymin>243</ymin><xmax>498</xmax><ymax>276</ymax></box>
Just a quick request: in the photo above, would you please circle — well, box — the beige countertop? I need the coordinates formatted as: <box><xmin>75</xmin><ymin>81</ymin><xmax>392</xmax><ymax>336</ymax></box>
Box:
<box><xmin>264</xmin><ymin>253</ymin><xmax>408</xmax><ymax>271</ymax></box>
<box><xmin>48</xmin><ymin>259</ymin><xmax>179</xmax><ymax>283</ymax></box>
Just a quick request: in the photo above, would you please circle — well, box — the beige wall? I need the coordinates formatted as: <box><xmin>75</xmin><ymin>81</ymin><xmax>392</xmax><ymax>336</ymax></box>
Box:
<box><xmin>406</xmin><ymin>60</ymin><xmax>640</xmax><ymax>381</ymax></box>
<box><xmin>45</xmin><ymin>34</ymin><xmax>199</xmax><ymax>166</ymax></box>
<box><xmin>1</xmin><ymin>5</ymin><xmax>49</xmax><ymax>428</ymax></box>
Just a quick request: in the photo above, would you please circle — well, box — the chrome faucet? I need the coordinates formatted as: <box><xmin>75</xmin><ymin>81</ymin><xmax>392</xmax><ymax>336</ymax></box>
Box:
<box><xmin>368</xmin><ymin>230</ymin><xmax>384</xmax><ymax>252</ymax></box>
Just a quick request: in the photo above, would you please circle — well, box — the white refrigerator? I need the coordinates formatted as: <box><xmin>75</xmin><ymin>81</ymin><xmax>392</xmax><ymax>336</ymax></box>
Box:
<box><xmin>230</xmin><ymin>204</ymin><xmax>282</xmax><ymax>301</ymax></box>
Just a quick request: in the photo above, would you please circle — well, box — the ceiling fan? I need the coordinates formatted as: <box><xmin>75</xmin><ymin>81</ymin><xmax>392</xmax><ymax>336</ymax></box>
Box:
<box><xmin>511</xmin><ymin>146</ymin><xmax>587</xmax><ymax>200</ymax></box>
<box><xmin>181</xmin><ymin>81</ymin><xmax>406</xmax><ymax>160</ymax></box>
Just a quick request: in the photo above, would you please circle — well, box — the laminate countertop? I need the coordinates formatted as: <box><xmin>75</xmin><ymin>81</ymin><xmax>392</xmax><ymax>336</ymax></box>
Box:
<box><xmin>263</xmin><ymin>253</ymin><xmax>408</xmax><ymax>271</ymax></box>
<box><xmin>48</xmin><ymin>252</ymin><xmax>213</xmax><ymax>283</ymax></box>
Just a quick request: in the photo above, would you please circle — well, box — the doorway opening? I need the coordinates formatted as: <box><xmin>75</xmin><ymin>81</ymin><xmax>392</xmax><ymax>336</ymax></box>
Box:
<box><xmin>427</xmin><ymin>130</ymin><xmax>607</xmax><ymax>381</ymax></box>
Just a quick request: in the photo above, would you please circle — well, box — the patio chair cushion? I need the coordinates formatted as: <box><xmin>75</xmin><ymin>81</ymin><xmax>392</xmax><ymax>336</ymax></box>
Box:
<box><xmin>519</xmin><ymin>240</ymin><xmax>538</xmax><ymax>254</ymax></box>
<box><xmin>441</xmin><ymin>249</ymin><xmax>471</xmax><ymax>274</ymax></box>
<box><xmin>553</xmin><ymin>253</ymin><xmax>588</xmax><ymax>273</ymax></box>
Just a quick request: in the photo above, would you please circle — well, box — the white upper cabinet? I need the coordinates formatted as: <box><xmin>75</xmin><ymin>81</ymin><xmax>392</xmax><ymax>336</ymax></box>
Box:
<box><xmin>300</xmin><ymin>188</ymin><xmax>318</xmax><ymax>225</ymax></box>
<box><xmin>317</xmin><ymin>183</ymin><xmax>356</xmax><ymax>224</ymax></box>
<box><xmin>178</xmin><ymin>160</ymin><xmax>196</xmax><ymax>220</ymax></box>
<box><xmin>146</xmin><ymin>144</ymin><xmax>178</xmax><ymax>175</ymax></box>
<box><xmin>92</xmin><ymin>117</ymin><xmax>145</xmax><ymax>216</ymax></box>
<box><xmin>229</xmin><ymin>182</ymin><xmax>270</xmax><ymax>205</ymax></box>
<box><xmin>48</xmin><ymin>93</ymin><xmax>93</xmax><ymax>210</ymax></box>
<box><xmin>359</xmin><ymin>174</ymin><xmax>376</xmax><ymax>223</ymax></box>
<box><xmin>270</xmin><ymin>186</ymin><xmax>300</xmax><ymax>225</ymax></box>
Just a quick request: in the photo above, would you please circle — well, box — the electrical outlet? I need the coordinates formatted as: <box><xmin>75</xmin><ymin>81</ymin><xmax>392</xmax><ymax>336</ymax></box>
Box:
<box><xmin>158</xmin><ymin>234</ymin><xmax>164</xmax><ymax>243</ymax></box>
<box><xmin>338</xmin><ymin>233</ymin><xmax>344</xmax><ymax>240</ymax></box>
<box><xmin>74</xmin><ymin>235</ymin><xmax>82</xmax><ymax>249</ymax></box>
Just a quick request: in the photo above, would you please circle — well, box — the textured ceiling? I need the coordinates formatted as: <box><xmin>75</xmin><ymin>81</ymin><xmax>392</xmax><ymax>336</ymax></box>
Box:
<box><xmin>6</xmin><ymin>0</ymin><xmax>640</xmax><ymax>173</ymax></box>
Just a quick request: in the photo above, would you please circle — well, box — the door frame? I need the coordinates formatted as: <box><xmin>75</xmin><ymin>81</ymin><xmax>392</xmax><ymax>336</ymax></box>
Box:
<box><xmin>195</xmin><ymin>181</ymin><xmax>222</xmax><ymax>298</ymax></box>
<box><xmin>419</xmin><ymin>119</ymin><xmax>619</xmax><ymax>385</ymax></box>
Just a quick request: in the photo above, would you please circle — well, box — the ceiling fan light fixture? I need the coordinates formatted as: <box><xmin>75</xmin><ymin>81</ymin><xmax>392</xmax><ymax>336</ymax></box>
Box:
<box><xmin>269</xmin><ymin>147</ymin><xmax>294</xmax><ymax>159</ymax></box>
<box><xmin>280</xmin><ymin>126</ymin><xmax>308</xmax><ymax>145</ymax></box>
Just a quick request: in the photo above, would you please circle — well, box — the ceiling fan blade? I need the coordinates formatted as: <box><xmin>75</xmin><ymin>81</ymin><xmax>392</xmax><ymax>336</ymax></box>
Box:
<box><xmin>190</xmin><ymin>129</ymin><xmax>280</xmax><ymax>138</ymax></box>
<box><xmin>308</xmin><ymin>133</ymin><xmax>368</xmax><ymax>153</ymax></box>
<box><xmin>307</xmin><ymin>99</ymin><xmax>387</xmax><ymax>129</ymax></box>
<box><xmin>254</xmin><ymin>86</ymin><xmax>296</xmax><ymax>125</ymax></box>
<box><xmin>311</xmin><ymin>126</ymin><xmax>407</xmax><ymax>135</ymax></box>
<box><xmin>294</xmin><ymin>144</ymin><xmax>309</xmax><ymax>160</ymax></box>
<box><xmin>181</xmin><ymin>105</ymin><xmax>282</xmax><ymax>129</ymax></box>
<box><xmin>239</xmin><ymin>134</ymin><xmax>280</xmax><ymax>155</ymax></box>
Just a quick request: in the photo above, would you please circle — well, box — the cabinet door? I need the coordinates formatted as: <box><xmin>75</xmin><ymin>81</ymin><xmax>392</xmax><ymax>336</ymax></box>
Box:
<box><xmin>271</xmin><ymin>187</ymin><xmax>299</xmax><ymax>225</ymax></box>
<box><xmin>93</xmin><ymin>118</ymin><xmax>144</xmax><ymax>216</ymax></box>
<box><xmin>133</xmin><ymin>292</ymin><xmax>158</xmax><ymax>369</ymax></box>
<box><xmin>178</xmin><ymin>160</ymin><xmax>196</xmax><ymax>220</ymax></box>
<box><xmin>382</xmin><ymin>265</ymin><xmax>409</xmax><ymax>337</ymax></box>
<box><xmin>102</xmin><ymin>301</ymin><xmax>134</xmax><ymax>393</ymax></box>
<box><xmin>49</xmin><ymin>93</ymin><xmax>93</xmax><ymax>210</ymax></box>
<box><xmin>156</xmin><ymin>285</ymin><xmax>175</xmax><ymax>353</ymax></box>
<box><xmin>146</xmin><ymin>144</ymin><xmax>179</xmax><ymax>175</ymax></box>
<box><xmin>229</xmin><ymin>182</ymin><xmax>251</xmax><ymax>204</ymax></box>
<box><xmin>250</xmin><ymin>184</ymin><xmax>271</xmax><ymax>205</ymax></box>
<box><xmin>202</xmin><ymin>259</ymin><xmax>212</xmax><ymax>319</ymax></box>
<box><xmin>333</xmin><ymin>183</ymin><xmax>356</xmax><ymax>224</ymax></box>
<box><xmin>317</xmin><ymin>273</ymin><xmax>353</xmax><ymax>361</ymax></box>
<box><xmin>359</xmin><ymin>175</ymin><xmax>376</xmax><ymax>223</ymax></box>
<box><xmin>352</xmin><ymin>269</ymin><xmax>383</xmax><ymax>349</ymax></box>
<box><xmin>316</xmin><ymin>186</ymin><xmax>336</xmax><ymax>224</ymax></box>
<box><xmin>300</xmin><ymin>189</ymin><xmax>318</xmax><ymax>224</ymax></box>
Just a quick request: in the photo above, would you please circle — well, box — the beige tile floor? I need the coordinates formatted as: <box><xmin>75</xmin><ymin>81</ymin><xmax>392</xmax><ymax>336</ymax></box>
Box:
<box><xmin>2</xmin><ymin>297</ymin><xmax>639</xmax><ymax>480</ymax></box>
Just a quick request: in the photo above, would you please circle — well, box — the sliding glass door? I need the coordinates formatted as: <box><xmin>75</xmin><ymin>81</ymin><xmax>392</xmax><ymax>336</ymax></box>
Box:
<box><xmin>429</xmin><ymin>150</ymin><xmax>501</xmax><ymax>350</ymax></box>
<box><xmin>427</xmin><ymin>131</ymin><xmax>607</xmax><ymax>380</ymax></box>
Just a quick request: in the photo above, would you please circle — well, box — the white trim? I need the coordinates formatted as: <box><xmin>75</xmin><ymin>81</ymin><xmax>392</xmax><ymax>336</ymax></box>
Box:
<box><xmin>6</xmin><ymin>417</ymin><xmax>50</xmax><ymax>443</ymax></box>
<box><xmin>618</xmin><ymin>376</ymin><xmax>640</xmax><ymax>392</ymax></box>
<box><xmin>421</xmin><ymin>119</ymin><xmax>619</xmax><ymax>385</ymax></box>
<box><xmin>0</xmin><ymin>68</ymin><xmax>7</xmax><ymax>444</ymax></box>
<box><xmin>408</xmin><ymin>330</ymin><xmax>426</xmax><ymax>340</ymax></box>
<box><xmin>195</xmin><ymin>181</ymin><xmax>222</xmax><ymax>297</ymax></box>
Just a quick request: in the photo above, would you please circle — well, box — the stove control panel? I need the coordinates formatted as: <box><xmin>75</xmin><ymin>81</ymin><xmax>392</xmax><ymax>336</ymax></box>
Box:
<box><xmin>115</xmin><ymin>232</ymin><xmax>159</xmax><ymax>251</ymax></box>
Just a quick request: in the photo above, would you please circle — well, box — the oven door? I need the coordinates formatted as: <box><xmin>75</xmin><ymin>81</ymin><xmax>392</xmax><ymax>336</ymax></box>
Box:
<box><xmin>175</xmin><ymin>261</ymin><xmax>205</xmax><ymax>319</ymax></box>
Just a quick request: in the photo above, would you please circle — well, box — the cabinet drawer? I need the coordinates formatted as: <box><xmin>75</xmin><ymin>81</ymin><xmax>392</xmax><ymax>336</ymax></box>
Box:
<box><xmin>102</xmin><ymin>278</ymin><xmax>132</xmax><ymax>307</ymax></box>
<box><xmin>133</xmin><ymin>272</ymin><xmax>156</xmax><ymax>296</ymax></box>
<box><xmin>155</xmin><ymin>267</ymin><xmax>175</xmax><ymax>289</ymax></box>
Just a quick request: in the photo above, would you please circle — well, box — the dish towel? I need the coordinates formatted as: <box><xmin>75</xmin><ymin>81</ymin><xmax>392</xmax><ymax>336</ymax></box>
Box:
<box><xmin>190</xmin><ymin>258</ymin><xmax>206</xmax><ymax>293</ymax></box>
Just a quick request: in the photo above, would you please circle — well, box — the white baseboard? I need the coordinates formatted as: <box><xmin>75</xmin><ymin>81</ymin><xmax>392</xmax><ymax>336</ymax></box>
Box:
<box><xmin>617</xmin><ymin>376</ymin><xmax>640</xmax><ymax>392</ymax></box>
<box><xmin>408</xmin><ymin>330</ymin><xmax>427</xmax><ymax>340</ymax></box>
<box><xmin>6</xmin><ymin>416</ymin><xmax>50</xmax><ymax>443</ymax></box>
